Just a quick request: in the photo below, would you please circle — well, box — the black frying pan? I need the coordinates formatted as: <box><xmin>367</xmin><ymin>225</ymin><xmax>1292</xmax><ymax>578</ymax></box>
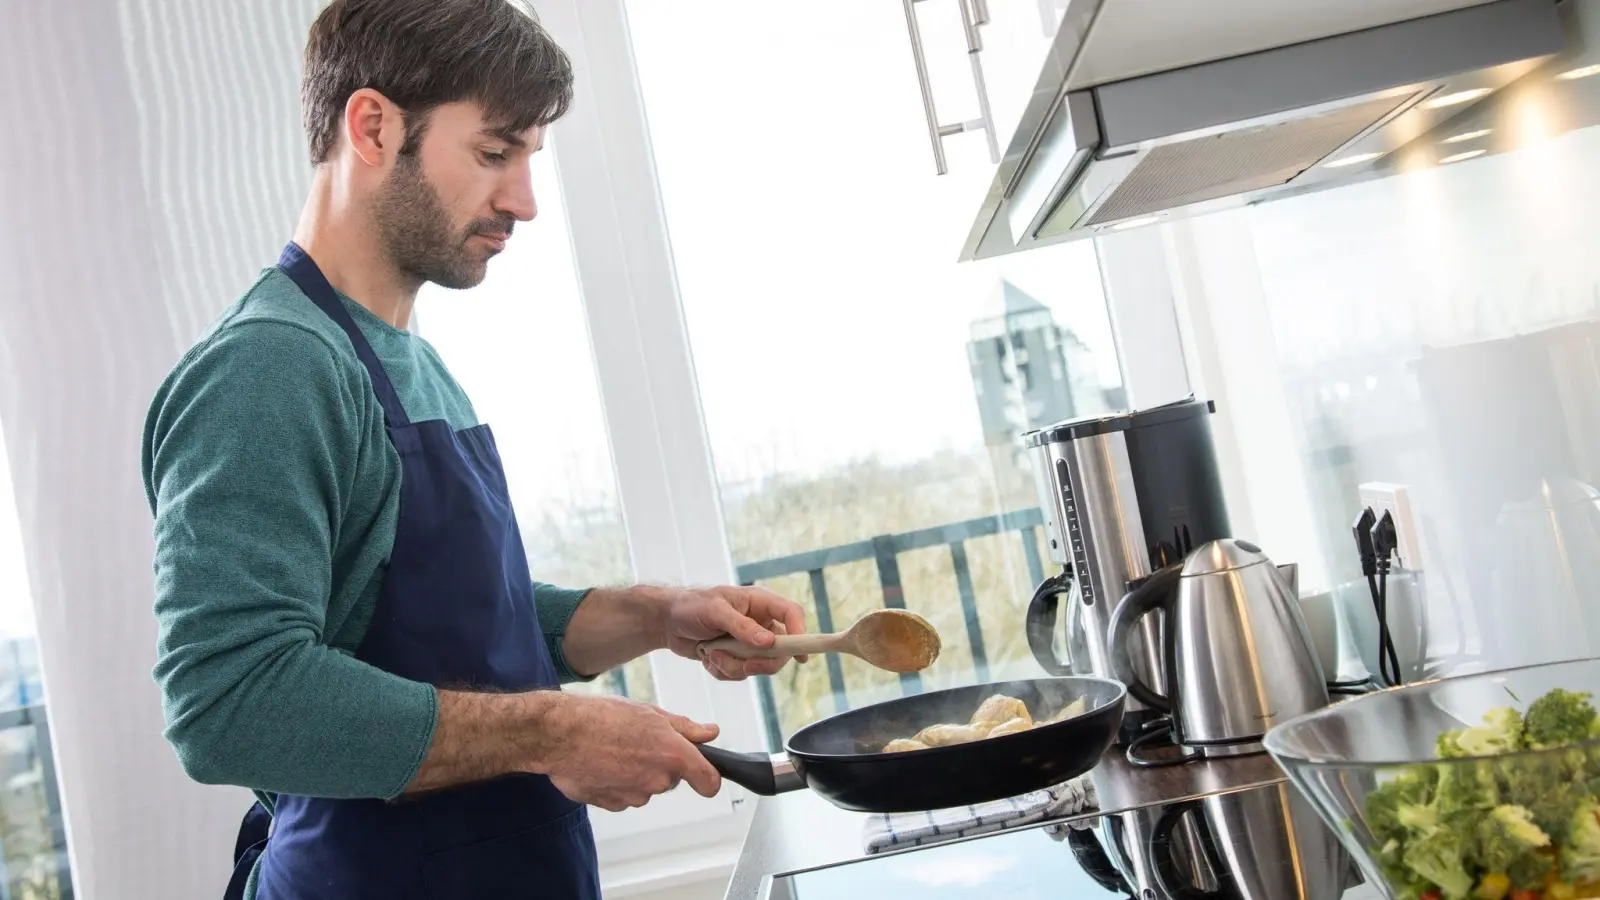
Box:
<box><xmin>698</xmin><ymin>676</ymin><xmax>1126</xmax><ymax>813</ymax></box>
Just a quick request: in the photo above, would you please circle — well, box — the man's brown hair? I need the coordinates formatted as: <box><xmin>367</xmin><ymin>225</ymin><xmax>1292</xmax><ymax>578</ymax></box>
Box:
<box><xmin>301</xmin><ymin>0</ymin><xmax>574</xmax><ymax>165</ymax></box>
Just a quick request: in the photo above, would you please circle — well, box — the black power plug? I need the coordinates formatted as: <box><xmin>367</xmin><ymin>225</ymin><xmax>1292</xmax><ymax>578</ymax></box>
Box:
<box><xmin>1373</xmin><ymin>510</ymin><xmax>1399</xmax><ymax>565</ymax></box>
<box><xmin>1371</xmin><ymin>510</ymin><xmax>1402</xmax><ymax>687</ymax></box>
<box><xmin>1347</xmin><ymin>506</ymin><xmax>1404</xmax><ymax>688</ymax></box>
<box><xmin>1352</xmin><ymin>507</ymin><xmax>1378</xmax><ymax>578</ymax></box>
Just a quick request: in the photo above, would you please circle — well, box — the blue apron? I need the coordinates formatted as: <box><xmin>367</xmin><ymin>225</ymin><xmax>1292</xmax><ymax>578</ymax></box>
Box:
<box><xmin>223</xmin><ymin>242</ymin><xmax>599</xmax><ymax>900</ymax></box>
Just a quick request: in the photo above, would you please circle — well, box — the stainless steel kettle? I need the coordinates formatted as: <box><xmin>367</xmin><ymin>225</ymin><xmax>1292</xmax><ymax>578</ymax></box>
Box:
<box><xmin>1108</xmin><ymin>539</ymin><xmax>1328</xmax><ymax>753</ymax></box>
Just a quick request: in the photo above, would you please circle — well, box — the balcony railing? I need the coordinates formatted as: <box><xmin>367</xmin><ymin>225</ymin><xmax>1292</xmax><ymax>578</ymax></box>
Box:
<box><xmin>0</xmin><ymin>702</ymin><xmax>73</xmax><ymax>900</ymax></box>
<box><xmin>735</xmin><ymin>508</ymin><xmax>1047</xmax><ymax>750</ymax></box>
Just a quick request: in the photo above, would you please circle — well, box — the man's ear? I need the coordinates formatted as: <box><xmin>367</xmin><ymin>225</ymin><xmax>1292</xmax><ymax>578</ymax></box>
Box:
<box><xmin>342</xmin><ymin>88</ymin><xmax>406</xmax><ymax>168</ymax></box>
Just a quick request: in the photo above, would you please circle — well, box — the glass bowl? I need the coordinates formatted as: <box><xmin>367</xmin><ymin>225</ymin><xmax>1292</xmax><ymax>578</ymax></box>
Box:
<box><xmin>1265</xmin><ymin>657</ymin><xmax>1600</xmax><ymax>900</ymax></box>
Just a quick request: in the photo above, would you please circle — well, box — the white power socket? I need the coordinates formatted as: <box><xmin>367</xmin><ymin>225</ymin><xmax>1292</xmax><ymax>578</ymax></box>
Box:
<box><xmin>1357</xmin><ymin>482</ymin><xmax>1422</xmax><ymax>570</ymax></box>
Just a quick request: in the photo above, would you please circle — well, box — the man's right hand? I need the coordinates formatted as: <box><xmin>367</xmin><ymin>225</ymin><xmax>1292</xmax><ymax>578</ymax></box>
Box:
<box><xmin>542</xmin><ymin>693</ymin><xmax>723</xmax><ymax>812</ymax></box>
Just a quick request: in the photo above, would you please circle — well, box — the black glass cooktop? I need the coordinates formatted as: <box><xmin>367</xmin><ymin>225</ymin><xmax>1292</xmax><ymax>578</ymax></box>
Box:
<box><xmin>764</xmin><ymin>781</ymin><xmax>1380</xmax><ymax>900</ymax></box>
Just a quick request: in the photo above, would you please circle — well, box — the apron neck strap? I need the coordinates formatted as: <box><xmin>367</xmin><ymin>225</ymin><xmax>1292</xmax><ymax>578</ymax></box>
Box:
<box><xmin>276</xmin><ymin>242</ymin><xmax>412</xmax><ymax>429</ymax></box>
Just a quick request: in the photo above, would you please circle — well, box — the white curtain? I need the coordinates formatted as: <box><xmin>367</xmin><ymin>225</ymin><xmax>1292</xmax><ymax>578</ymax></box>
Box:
<box><xmin>0</xmin><ymin>1</ymin><xmax>324</xmax><ymax>896</ymax></box>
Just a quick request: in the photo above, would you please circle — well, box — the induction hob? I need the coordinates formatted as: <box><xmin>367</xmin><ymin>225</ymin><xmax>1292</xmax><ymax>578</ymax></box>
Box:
<box><xmin>761</xmin><ymin>780</ymin><xmax>1383</xmax><ymax>900</ymax></box>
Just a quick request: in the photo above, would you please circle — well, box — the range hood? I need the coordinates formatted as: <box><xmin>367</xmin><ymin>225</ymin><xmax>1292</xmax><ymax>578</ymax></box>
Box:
<box><xmin>961</xmin><ymin>0</ymin><xmax>1565</xmax><ymax>260</ymax></box>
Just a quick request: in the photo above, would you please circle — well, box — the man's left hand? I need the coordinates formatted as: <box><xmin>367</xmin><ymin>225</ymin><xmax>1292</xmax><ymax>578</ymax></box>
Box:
<box><xmin>664</xmin><ymin>586</ymin><xmax>809</xmax><ymax>681</ymax></box>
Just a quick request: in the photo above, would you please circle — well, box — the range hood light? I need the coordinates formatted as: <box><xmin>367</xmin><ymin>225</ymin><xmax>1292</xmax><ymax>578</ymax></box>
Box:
<box><xmin>1442</xmin><ymin>129</ymin><xmax>1492</xmax><ymax>144</ymax></box>
<box><xmin>1425</xmin><ymin>88</ymin><xmax>1492</xmax><ymax>109</ymax></box>
<box><xmin>1107</xmin><ymin>216</ymin><xmax>1162</xmax><ymax>231</ymax></box>
<box><xmin>1440</xmin><ymin>148</ymin><xmax>1487</xmax><ymax>164</ymax></box>
<box><xmin>1324</xmin><ymin>152</ymin><xmax>1384</xmax><ymax>168</ymax></box>
<box><xmin>1555</xmin><ymin>64</ymin><xmax>1600</xmax><ymax>81</ymax></box>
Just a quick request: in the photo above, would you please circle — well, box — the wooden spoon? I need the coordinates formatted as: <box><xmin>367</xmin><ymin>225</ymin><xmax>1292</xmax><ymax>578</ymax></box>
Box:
<box><xmin>696</xmin><ymin>608</ymin><xmax>942</xmax><ymax>674</ymax></box>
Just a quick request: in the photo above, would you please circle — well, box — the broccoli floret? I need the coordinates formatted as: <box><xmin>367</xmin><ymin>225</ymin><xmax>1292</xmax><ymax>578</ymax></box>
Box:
<box><xmin>1403</xmin><ymin>827</ymin><xmax>1475</xmax><ymax>900</ymax></box>
<box><xmin>1457</xmin><ymin>708</ymin><xmax>1526</xmax><ymax>757</ymax></box>
<box><xmin>1439</xmin><ymin>729</ymin><xmax>1470</xmax><ymax>759</ymax></box>
<box><xmin>1493</xmin><ymin>804</ymin><xmax>1551</xmax><ymax>847</ymax></box>
<box><xmin>1525</xmin><ymin>689</ymin><xmax>1597</xmax><ymax>749</ymax></box>
<box><xmin>1435</xmin><ymin>761</ymin><xmax>1500</xmax><ymax>819</ymax></box>
<box><xmin>1370</xmin><ymin>768</ymin><xmax>1441</xmax><ymax>844</ymax></box>
<box><xmin>1561</xmin><ymin>799</ymin><xmax>1600</xmax><ymax>883</ymax></box>
<box><xmin>1475</xmin><ymin>804</ymin><xmax>1551</xmax><ymax>873</ymax></box>
<box><xmin>1503</xmin><ymin>751</ymin><xmax>1588</xmax><ymax>844</ymax></box>
<box><xmin>1400</xmin><ymin>803</ymin><xmax>1440</xmax><ymax>835</ymax></box>
<box><xmin>1506</xmin><ymin>851</ymin><xmax>1555</xmax><ymax>890</ymax></box>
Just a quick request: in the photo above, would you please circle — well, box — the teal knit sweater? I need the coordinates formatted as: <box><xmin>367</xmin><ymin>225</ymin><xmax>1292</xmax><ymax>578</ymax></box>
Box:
<box><xmin>142</xmin><ymin>267</ymin><xmax>590</xmax><ymax>807</ymax></box>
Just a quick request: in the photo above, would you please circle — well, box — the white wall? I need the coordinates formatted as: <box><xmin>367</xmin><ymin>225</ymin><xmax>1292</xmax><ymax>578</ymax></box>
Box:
<box><xmin>1159</xmin><ymin>0</ymin><xmax>1600</xmax><ymax>678</ymax></box>
<box><xmin>0</xmin><ymin>1</ymin><xmax>322</xmax><ymax>896</ymax></box>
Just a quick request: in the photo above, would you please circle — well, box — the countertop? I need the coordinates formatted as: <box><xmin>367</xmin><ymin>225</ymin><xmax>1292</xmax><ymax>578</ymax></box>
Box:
<box><xmin>723</xmin><ymin>748</ymin><xmax>1291</xmax><ymax>900</ymax></box>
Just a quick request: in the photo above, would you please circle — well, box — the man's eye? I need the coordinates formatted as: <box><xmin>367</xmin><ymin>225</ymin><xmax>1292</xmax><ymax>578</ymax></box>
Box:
<box><xmin>481</xmin><ymin>150</ymin><xmax>508</xmax><ymax>165</ymax></box>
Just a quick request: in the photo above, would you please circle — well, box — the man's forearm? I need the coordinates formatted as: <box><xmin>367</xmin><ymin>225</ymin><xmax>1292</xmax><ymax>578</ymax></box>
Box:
<box><xmin>403</xmin><ymin>689</ymin><xmax>566</xmax><ymax>794</ymax></box>
<box><xmin>559</xmin><ymin>586</ymin><xmax>672</xmax><ymax>679</ymax></box>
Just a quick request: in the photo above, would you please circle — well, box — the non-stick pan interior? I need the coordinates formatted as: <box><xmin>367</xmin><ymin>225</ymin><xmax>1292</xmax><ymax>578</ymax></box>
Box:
<box><xmin>780</xmin><ymin>676</ymin><xmax>1126</xmax><ymax>812</ymax></box>
<box><xmin>787</xmin><ymin>676</ymin><xmax>1124</xmax><ymax>757</ymax></box>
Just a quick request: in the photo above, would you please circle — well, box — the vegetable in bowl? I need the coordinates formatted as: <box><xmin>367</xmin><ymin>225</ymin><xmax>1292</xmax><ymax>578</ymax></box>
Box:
<box><xmin>1366</xmin><ymin>688</ymin><xmax>1600</xmax><ymax>900</ymax></box>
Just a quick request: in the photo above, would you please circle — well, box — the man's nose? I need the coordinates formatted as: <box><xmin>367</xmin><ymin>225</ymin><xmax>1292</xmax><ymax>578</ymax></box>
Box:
<box><xmin>496</xmin><ymin>167</ymin><xmax>538</xmax><ymax>222</ymax></box>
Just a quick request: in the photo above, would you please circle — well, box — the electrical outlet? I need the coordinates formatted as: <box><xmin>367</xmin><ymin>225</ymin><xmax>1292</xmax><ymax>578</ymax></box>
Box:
<box><xmin>1358</xmin><ymin>482</ymin><xmax>1422</xmax><ymax>570</ymax></box>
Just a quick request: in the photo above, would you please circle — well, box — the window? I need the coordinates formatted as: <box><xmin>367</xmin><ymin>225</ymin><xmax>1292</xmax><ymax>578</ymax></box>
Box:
<box><xmin>624</xmin><ymin>0</ymin><xmax>1123</xmax><ymax>742</ymax></box>
<box><xmin>414</xmin><ymin>153</ymin><xmax>651</xmax><ymax>706</ymax></box>
<box><xmin>0</xmin><ymin>420</ymin><xmax>70</xmax><ymax>900</ymax></box>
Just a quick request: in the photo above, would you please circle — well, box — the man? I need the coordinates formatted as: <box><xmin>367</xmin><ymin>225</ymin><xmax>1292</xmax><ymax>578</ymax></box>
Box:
<box><xmin>141</xmin><ymin>2</ymin><xmax>806</xmax><ymax>897</ymax></box>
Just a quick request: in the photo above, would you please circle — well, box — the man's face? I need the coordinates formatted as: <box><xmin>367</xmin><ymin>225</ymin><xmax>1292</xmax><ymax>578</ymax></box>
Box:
<box><xmin>372</xmin><ymin>102</ymin><xmax>543</xmax><ymax>290</ymax></box>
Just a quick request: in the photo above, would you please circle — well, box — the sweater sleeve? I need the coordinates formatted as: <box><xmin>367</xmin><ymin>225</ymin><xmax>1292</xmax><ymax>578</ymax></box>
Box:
<box><xmin>143</xmin><ymin>321</ymin><xmax>437</xmax><ymax>800</ymax></box>
<box><xmin>533</xmin><ymin>583</ymin><xmax>595</xmax><ymax>683</ymax></box>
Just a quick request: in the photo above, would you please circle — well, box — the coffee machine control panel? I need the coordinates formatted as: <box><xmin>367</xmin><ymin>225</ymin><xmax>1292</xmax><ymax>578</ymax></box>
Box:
<box><xmin>1056</xmin><ymin>459</ymin><xmax>1098</xmax><ymax>607</ymax></box>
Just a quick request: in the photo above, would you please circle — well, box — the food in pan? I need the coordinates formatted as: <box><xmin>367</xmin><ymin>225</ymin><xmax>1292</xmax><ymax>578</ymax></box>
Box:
<box><xmin>1363</xmin><ymin>687</ymin><xmax>1600</xmax><ymax>900</ymax></box>
<box><xmin>913</xmin><ymin>723</ymin><xmax>992</xmax><ymax>747</ymax></box>
<box><xmin>970</xmin><ymin>694</ymin><xmax>1031</xmax><ymax>729</ymax></box>
<box><xmin>987</xmin><ymin>717</ymin><xmax>1033</xmax><ymax>738</ymax></box>
<box><xmin>1047</xmin><ymin>696</ymin><xmax>1089</xmax><ymax>724</ymax></box>
<box><xmin>880</xmin><ymin>693</ymin><xmax>1092</xmax><ymax>752</ymax></box>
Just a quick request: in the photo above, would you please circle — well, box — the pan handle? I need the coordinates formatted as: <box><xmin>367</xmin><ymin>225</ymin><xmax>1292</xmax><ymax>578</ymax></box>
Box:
<box><xmin>698</xmin><ymin>745</ymin><xmax>805</xmax><ymax>796</ymax></box>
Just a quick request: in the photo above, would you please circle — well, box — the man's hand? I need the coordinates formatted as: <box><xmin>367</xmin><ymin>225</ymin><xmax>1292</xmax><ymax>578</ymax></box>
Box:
<box><xmin>543</xmin><ymin>693</ymin><xmax>723</xmax><ymax>812</ymax></box>
<box><xmin>560</xmin><ymin>584</ymin><xmax>810</xmax><ymax>682</ymax></box>
<box><xmin>664</xmin><ymin>585</ymin><xmax>809</xmax><ymax>681</ymax></box>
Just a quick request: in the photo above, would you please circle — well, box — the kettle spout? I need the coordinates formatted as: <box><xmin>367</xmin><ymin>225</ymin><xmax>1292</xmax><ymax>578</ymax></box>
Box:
<box><xmin>1277</xmin><ymin>562</ymin><xmax>1300</xmax><ymax>596</ymax></box>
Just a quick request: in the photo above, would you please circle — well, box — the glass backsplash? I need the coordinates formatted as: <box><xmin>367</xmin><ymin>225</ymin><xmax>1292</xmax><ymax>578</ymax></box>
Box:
<box><xmin>1172</xmin><ymin>0</ymin><xmax>1600</xmax><ymax>678</ymax></box>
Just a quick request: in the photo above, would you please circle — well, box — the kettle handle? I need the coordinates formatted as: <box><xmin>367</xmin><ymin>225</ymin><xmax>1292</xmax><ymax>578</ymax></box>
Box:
<box><xmin>1107</xmin><ymin>564</ymin><xmax>1182</xmax><ymax>711</ymax></box>
<box><xmin>1151</xmin><ymin>802</ymin><xmax>1231</xmax><ymax>900</ymax></box>
<box><xmin>1025</xmin><ymin>569</ymin><xmax>1076</xmax><ymax>676</ymax></box>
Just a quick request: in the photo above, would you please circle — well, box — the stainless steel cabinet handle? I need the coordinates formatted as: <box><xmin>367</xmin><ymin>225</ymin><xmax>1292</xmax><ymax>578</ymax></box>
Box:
<box><xmin>900</xmin><ymin>0</ymin><xmax>948</xmax><ymax>175</ymax></box>
<box><xmin>900</xmin><ymin>0</ymin><xmax>1001</xmax><ymax>176</ymax></box>
<box><xmin>959</xmin><ymin>0</ymin><xmax>1001</xmax><ymax>166</ymax></box>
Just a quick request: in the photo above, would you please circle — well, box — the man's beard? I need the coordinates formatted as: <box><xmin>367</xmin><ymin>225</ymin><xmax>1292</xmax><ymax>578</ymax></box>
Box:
<box><xmin>372</xmin><ymin>154</ymin><xmax>512</xmax><ymax>291</ymax></box>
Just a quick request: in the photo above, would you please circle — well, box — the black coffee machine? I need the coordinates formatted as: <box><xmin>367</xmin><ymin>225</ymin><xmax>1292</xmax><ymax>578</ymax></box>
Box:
<box><xmin>1024</xmin><ymin>398</ymin><xmax>1232</xmax><ymax>741</ymax></box>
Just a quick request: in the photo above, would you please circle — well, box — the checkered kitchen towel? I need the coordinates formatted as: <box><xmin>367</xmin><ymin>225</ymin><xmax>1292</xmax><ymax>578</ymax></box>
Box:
<box><xmin>862</xmin><ymin>774</ymin><xmax>1096</xmax><ymax>853</ymax></box>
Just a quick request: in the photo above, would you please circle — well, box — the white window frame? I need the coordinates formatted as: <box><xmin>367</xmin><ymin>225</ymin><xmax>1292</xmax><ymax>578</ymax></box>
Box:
<box><xmin>530</xmin><ymin>0</ymin><xmax>1192</xmax><ymax>885</ymax></box>
<box><xmin>530</xmin><ymin>0</ymin><xmax>768</xmax><ymax>879</ymax></box>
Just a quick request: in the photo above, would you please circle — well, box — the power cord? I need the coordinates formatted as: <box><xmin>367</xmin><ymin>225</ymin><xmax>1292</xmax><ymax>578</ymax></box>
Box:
<box><xmin>1327</xmin><ymin>677</ymin><xmax>1375</xmax><ymax>697</ymax></box>
<box><xmin>1372</xmin><ymin>510</ymin><xmax>1403</xmax><ymax>688</ymax></box>
<box><xmin>1352</xmin><ymin>507</ymin><xmax>1404</xmax><ymax>686</ymax></box>
<box><xmin>1124</xmin><ymin>717</ymin><xmax>1198</xmax><ymax>768</ymax></box>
